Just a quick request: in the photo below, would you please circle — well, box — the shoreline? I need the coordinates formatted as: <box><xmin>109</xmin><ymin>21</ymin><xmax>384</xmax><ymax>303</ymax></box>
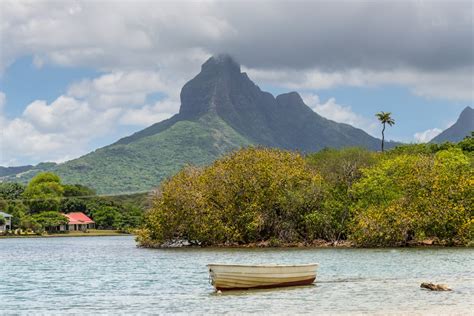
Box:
<box><xmin>140</xmin><ymin>238</ymin><xmax>473</xmax><ymax>249</ymax></box>
<box><xmin>0</xmin><ymin>230</ymin><xmax>132</xmax><ymax>239</ymax></box>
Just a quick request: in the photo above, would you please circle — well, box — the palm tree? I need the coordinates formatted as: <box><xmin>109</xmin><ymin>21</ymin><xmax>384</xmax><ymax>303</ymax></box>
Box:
<box><xmin>375</xmin><ymin>111</ymin><xmax>395</xmax><ymax>152</ymax></box>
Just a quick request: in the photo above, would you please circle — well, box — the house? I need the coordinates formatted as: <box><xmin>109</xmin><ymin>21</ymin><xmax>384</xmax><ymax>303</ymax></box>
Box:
<box><xmin>59</xmin><ymin>212</ymin><xmax>95</xmax><ymax>232</ymax></box>
<box><xmin>0</xmin><ymin>211</ymin><xmax>13</xmax><ymax>232</ymax></box>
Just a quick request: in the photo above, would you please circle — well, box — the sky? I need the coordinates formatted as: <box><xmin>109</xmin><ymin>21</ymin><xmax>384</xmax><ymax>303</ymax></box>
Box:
<box><xmin>0</xmin><ymin>0</ymin><xmax>472</xmax><ymax>166</ymax></box>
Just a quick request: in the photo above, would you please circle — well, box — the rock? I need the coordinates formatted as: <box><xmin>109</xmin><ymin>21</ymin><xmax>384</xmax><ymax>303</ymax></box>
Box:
<box><xmin>160</xmin><ymin>239</ymin><xmax>198</xmax><ymax>248</ymax></box>
<box><xmin>420</xmin><ymin>282</ymin><xmax>452</xmax><ymax>291</ymax></box>
<box><xmin>420</xmin><ymin>239</ymin><xmax>434</xmax><ymax>245</ymax></box>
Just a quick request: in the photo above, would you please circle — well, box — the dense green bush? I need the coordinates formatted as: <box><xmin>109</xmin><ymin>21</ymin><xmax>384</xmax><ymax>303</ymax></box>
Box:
<box><xmin>23</xmin><ymin>172</ymin><xmax>64</xmax><ymax>214</ymax></box>
<box><xmin>350</xmin><ymin>148</ymin><xmax>472</xmax><ymax>246</ymax></box>
<box><xmin>305</xmin><ymin>148</ymin><xmax>378</xmax><ymax>241</ymax></box>
<box><xmin>138</xmin><ymin>147</ymin><xmax>326</xmax><ymax>246</ymax></box>
<box><xmin>139</xmin><ymin>143</ymin><xmax>473</xmax><ymax>248</ymax></box>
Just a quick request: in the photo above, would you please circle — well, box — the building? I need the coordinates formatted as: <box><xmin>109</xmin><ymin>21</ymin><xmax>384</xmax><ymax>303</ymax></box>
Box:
<box><xmin>0</xmin><ymin>211</ymin><xmax>13</xmax><ymax>232</ymax></box>
<box><xmin>59</xmin><ymin>212</ymin><xmax>95</xmax><ymax>232</ymax></box>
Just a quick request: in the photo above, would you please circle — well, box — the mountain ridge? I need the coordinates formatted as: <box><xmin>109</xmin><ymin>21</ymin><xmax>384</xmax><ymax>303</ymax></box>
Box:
<box><xmin>430</xmin><ymin>106</ymin><xmax>473</xmax><ymax>143</ymax></box>
<box><xmin>2</xmin><ymin>55</ymin><xmax>399</xmax><ymax>193</ymax></box>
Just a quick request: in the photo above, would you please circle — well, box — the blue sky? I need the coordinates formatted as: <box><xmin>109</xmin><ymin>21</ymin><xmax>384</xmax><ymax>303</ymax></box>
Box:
<box><xmin>0</xmin><ymin>1</ymin><xmax>472</xmax><ymax>166</ymax></box>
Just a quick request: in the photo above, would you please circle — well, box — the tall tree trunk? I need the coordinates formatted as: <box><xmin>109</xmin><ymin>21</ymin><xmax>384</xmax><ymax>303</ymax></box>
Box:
<box><xmin>381</xmin><ymin>123</ymin><xmax>386</xmax><ymax>152</ymax></box>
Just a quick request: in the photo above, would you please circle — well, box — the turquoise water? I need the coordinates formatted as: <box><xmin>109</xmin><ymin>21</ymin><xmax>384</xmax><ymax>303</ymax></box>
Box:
<box><xmin>0</xmin><ymin>236</ymin><xmax>473</xmax><ymax>314</ymax></box>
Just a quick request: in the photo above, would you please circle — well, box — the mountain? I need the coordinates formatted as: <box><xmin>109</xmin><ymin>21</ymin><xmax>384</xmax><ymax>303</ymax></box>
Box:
<box><xmin>430</xmin><ymin>106</ymin><xmax>473</xmax><ymax>143</ymax></box>
<box><xmin>0</xmin><ymin>163</ymin><xmax>56</xmax><ymax>178</ymax></box>
<box><xmin>0</xmin><ymin>165</ymin><xmax>34</xmax><ymax>177</ymax></box>
<box><xmin>1</xmin><ymin>55</ymin><xmax>396</xmax><ymax>194</ymax></box>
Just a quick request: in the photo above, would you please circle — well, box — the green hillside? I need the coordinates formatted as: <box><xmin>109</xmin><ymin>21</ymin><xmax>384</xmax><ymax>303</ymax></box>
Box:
<box><xmin>53</xmin><ymin>113</ymin><xmax>251</xmax><ymax>194</ymax></box>
<box><xmin>1</xmin><ymin>55</ymin><xmax>401</xmax><ymax>194</ymax></box>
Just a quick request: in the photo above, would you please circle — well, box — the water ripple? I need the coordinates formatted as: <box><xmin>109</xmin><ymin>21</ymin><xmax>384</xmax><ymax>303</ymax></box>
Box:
<box><xmin>0</xmin><ymin>236</ymin><xmax>473</xmax><ymax>314</ymax></box>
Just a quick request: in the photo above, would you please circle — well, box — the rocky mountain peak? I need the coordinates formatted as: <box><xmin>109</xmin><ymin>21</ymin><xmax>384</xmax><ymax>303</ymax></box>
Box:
<box><xmin>431</xmin><ymin>106</ymin><xmax>473</xmax><ymax>143</ymax></box>
<box><xmin>276</xmin><ymin>92</ymin><xmax>306</xmax><ymax>107</ymax></box>
<box><xmin>200</xmin><ymin>54</ymin><xmax>241</xmax><ymax>75</ymax></box>
<box><xmin>459</xmin><ymin>106</ymin><xmax>473</xmax><ymax>120</ymax></box>
<box><xmin>179</xmin><ymin>54</ymin><xmax>247</xmax><ymax>118</ymax></box>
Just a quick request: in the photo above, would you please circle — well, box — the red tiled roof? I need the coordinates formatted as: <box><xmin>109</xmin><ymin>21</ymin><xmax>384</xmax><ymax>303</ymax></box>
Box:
<box><xmin>63</xmin><ymin>212</ymin><xmax>95</xmax><ymax>225</ymax></box>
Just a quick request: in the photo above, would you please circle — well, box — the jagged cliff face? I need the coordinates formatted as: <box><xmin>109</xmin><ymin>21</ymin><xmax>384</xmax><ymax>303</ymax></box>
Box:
<box><xmin>431</xmin><ymin>106</ymin><xmax>473</xmax><ymax>143</ymax></box>
<box><xmin>177</xmin><ymin>54</ymin><xmax>384</xmax><ymax>151</ymax></box>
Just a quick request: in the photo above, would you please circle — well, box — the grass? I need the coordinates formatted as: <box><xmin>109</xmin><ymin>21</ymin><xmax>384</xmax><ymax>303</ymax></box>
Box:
<box><xmin>0</xmin><ymin>229</ymin><xmax>131</xmax><ymax>238</ymax></box>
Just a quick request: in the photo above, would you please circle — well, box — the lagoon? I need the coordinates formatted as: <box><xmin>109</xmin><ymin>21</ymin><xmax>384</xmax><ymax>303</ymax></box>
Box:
<box><xmin>1</xmin><ymin>236</ymin><xmax>473</xmax><ymax>314</ymax></box>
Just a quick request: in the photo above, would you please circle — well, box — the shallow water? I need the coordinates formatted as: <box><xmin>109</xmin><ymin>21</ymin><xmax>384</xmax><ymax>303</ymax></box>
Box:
<box><xmin>0</xmin><ymin>236</ymin><xmax>473</xmax><ymax>314</ymax></box>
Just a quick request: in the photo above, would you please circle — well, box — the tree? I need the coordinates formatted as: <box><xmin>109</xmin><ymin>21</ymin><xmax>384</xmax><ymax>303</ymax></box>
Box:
<box><xmin>60</xmin><ymin>198</ymin><xmax>89</xmax><ymax>214</ymax></box>
<box><xmin>62</xmin><ymin>184</ymin><xmax>96</xmax><ymax>197</ymax></box>
<box><xmin>375</xmin><ymin>111</ymin><xmax>395</xmax><ymax>152</ymax></box>
<box><xmin>92</xmin><ymin>206</ymin><xmax>122</xmax><ymax>229</ymax></box>
<box><xmin>5</xmin><ymin>202</ymin><xmax>28</xmax><ymax>229</ymax></box>
<box><xmin>0</xmin><ymin>215</ymin><xmax>5</xmax><ymax>226</ymax></box>
<box><xmin>350</xmin><ymin>148</ymin><xmax>472</xmax><ymax>246</ymax></box>
<box><xmin>119</xmin><ymin>204</ymin><xmax>143</xmax><ymax>231</ymax></box>
<box><xmin>23</xmin><ymin>172</ymin><xmax>64</xmax><ymax>214</ymax></box>
<box><xmin>0</xmin><ymin>183</ymin><xmax>25</xmax><ymax>200</ymax></box>
<box><xmin>306</xmin><ymin>147</ymin><xmax>379</xmax><ymax>241</ymax></box>
<box><xmin>32</xmin><ymin>211</ymin><xmax>68</xmax><ymax>232</ymax></box>
<box><xmin>138</xmin><ymin>147</ymin><xmax>325</xmax><ymax>247</ymax></box>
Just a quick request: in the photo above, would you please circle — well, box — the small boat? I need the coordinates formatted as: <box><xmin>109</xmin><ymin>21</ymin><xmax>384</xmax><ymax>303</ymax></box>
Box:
<box><xmin>207</xmin><ymin>263</ymin><xmax>318</xmax><ymax>291</ymax></box>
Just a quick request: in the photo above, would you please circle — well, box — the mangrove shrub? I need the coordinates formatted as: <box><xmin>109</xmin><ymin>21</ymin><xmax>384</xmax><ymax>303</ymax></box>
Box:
<box><xmin>137</xmin><ymin>147</ymin><xmax>326</xmax><ymax>246</ymax></box>
<box><xmin>350</xmin><ymin>148</ymin><xmax>473</xmax><ymax>246</ymax></box>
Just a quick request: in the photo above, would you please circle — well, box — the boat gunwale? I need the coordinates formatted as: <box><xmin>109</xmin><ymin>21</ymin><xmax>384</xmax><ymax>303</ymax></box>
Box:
<box><xmin>207</xmin><ymin>263</ymin><xmax>319</xmax><ymax>268</ymax></box>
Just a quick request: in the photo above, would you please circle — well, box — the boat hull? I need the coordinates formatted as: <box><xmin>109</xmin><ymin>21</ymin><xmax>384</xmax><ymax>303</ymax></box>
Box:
<box><xmin>207</xmin><ymin>263</ymin><xmax>318</xmax><ymax>291</ymax></box>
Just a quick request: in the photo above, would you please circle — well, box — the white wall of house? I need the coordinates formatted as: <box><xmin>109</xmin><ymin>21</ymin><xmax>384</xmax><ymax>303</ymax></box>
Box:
<box><xmin>0</xmin><ymin>216</ymin><xmax>12</xmax><ymax>232</ymax></box>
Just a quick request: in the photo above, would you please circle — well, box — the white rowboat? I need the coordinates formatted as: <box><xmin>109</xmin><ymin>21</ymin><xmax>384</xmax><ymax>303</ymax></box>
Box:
<box><xmin>207</xmin><ymin>263</ymin><xmax>318</xmax><ymax>291</ymax></box>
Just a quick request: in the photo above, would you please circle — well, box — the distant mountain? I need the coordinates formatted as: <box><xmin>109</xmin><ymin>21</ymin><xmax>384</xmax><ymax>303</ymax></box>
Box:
<box><xmin>431</xmin><ymin>106</ymin><xmax>473</xmax><ymax>143</ymax></box>
<box><xmin>1</xmin><ymin>55</ymin><xmax>397</xmax><ymax>194</ymax></box>
<box><xmin>0</xmin><ymin>165</ymin><xmax>33</xmax><ymax>177</ymax></box>
<box><xmin>0</xmin><ymin>163</ymin><xmax>56</xmax><ymax>178</ymax></box>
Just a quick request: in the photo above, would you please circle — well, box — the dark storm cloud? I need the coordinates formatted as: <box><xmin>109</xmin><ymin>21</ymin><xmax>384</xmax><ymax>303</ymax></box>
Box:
<box><xmin>209</xmin><ymin>0</ymin><xmax>473</xmax><ymax>72</ymax></box>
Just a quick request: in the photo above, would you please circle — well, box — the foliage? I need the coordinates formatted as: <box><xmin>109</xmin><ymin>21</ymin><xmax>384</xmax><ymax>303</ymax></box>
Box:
<box><xmin>350</xmin><ymin>148</ymin><xmax>473</xmax><ymax>246</ymax></box>
<box><xmin>1</xmin><ymin>172</ymin><xmax>146</xmax><ymax>232</ymax></box>
<box><xmin>63</xmin><ymin>184</ymin><xmax>96</xmax><ymax>197</ymax></box>
<box><xmin>458</xmin><ymin>132</ymin><xmax>474</xmax><ymax>153</ymax></box>
<box><xmin>0</xmin><ymin>183</ymin><xmax>25</xmax><ymax>200</ymax></box>
<box><xmin>60</xmin><ymin>198</ymin><xmax>89</xmax><ymax>214</ymax></box>
<box><xmin>138</xmin><ymin>147</ymin><xmax>325</xmax><ymax>247</ymax></box>
<box><xmin>375</xmin><ymin>112</ymin><xmax>395</xmax><ymax>126</ymax></box>
<box><xmin>140</xmin><ymin>144</ymin><xmax>473</xmax><ymax>248</ymax></box>
<box><xmin>0</xmin><ymin>215</ymin><xmax>5</xmax><ymax>226</ymax></box>
<box><xmin>5</xmin><ymin>202</ymin><xmax>28</xmax><ymax>228</ymax></box>
<box><xmin>32</xmin><ymin>211</ymin><xmax>68</xmax><ymax>231</ymax></box>
<box><xmin>375</xmin><ymin>111</ymin><xmax>395</xmax><ymax>152</ymax></box>
<box><xmin>2</xmin><ymin>114</ymin><xmax>252</xmax><ymax>194</ymax></box>
<box><xmin>0</xmin><ymin>104</ymin><xmax>397</xmax><ymax>195</ymax></box>
<box><xmin>23</xmin><ymin>172</ymin><xmax>64</xmax><ymax>214</ymax></box>
<box><xmin>119</xmin><ymin>204</ymin><xmax>144</xmax><ymax>231</ymax></box>
<box><xmin>91</xmin><ymin>206</ymin><xmax>122</xmax><ymax>229</ymax></box>
<box><xmin>305</xmin><ymin>147</ymin><xmax>378</xmax><ymax>240</ymax></box>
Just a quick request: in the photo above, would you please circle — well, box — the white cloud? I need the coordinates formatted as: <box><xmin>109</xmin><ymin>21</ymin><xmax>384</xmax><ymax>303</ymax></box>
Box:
<box><xmin>0</xmin><ymin>0</ymin><xmax>472</xmax><ymax>165</ymax></box>
<box><xmin>67</xmin><ymin>70</ymin><xmax>182</xmax><ymax>109</ymax></box>
<box><xmin>301</xmin><ymin>93</ymin><xmax>379</xmax><ymax>136</ymax></box>
<box><xmin>0</xmin><ymin>93</ymin><xmax>126</xmax><ymax>165</ymax></box>
<box><xmin>0</xmin><ymin>65</ymin><xmax>187</xmax><ymax>165</ymax></box>
<box><xmin>0</xmin><ymin>91</ymin><xmax>5</xmax><ymax>112</ymax></box>
<box><xmin>120</xmin><ymin>99</ymin><xmax>180</xmax><ymax>126</ymax></box>
<box><xmin>248</xmin><ymin>67</ymin><xmax>474</xmax><ymax>101</ymax></box>
<box><xmin>1</xmin><ymin>0</ymin><xmax>472</xmax><ymax>100</ymax></box>
<box><xmin>414</xmin><ymin>128</ymin><xmax>443</xmax><ymax>143</ymax></box>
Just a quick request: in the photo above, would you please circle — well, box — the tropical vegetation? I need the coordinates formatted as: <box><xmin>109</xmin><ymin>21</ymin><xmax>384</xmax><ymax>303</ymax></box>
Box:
<box><xmin>138</xmin><ymin>134</ymin><xmax>473</xmax><ymax>247</ymax></box>
<box><xmin>375</xmin><ymin>111</ymin><xmax>395</xmax><ymax>152</ymax></box>
<box><xmin>0</xmin><ymin>174</ymin><xmax>147</xmax><ymax>235</ymax></box>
